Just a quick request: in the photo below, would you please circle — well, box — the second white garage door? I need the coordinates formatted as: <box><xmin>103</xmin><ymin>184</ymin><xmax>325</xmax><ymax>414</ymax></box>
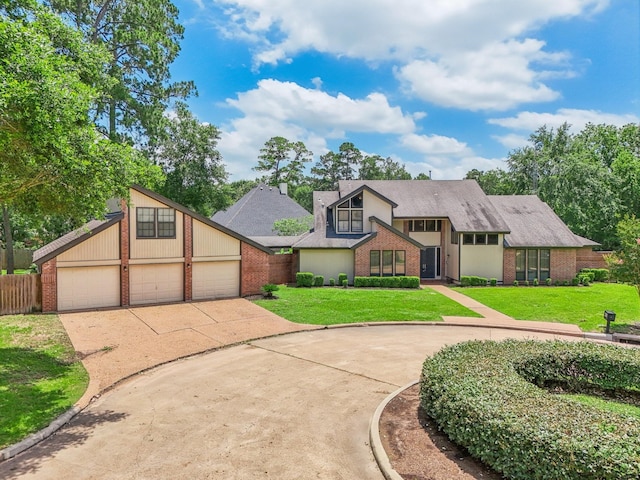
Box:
<box><xmin>192</xmin><ymin>261</ymin><xmax>240</xmax><ymax>300</ymax></box>
<box><xmin>57</xmin><ymin>266</ymin><xmax>120</xmax><ymax>311</ymax></box>
<box><xmin>130</xmin><ymin>264</ymin><xmax>184</xmax><ymax>305</ymax></box>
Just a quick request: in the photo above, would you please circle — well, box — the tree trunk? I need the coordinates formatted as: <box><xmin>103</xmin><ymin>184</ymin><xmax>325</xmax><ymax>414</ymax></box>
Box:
<box><xmin>2</xmin><ymin>204</ymin><xmax>15</xmax><ymax>274</ymax></box>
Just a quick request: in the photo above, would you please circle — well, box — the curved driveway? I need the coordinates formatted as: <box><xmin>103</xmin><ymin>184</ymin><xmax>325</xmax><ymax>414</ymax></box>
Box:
<box><xmin>0</xmin><ymin>324</ymin><xmax>572</xmax><ymax>479</ymax></box>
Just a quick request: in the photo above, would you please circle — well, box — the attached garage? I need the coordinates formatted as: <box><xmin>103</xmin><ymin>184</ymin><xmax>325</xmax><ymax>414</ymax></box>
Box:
<box><xmin>129</xmin><ymin>263</ymin><xmax>184</xmax><ymax>305</ymax></box>
<box><xmin>57</xmin><ymin>266</ymin><xmax>120</xmax><ymax>311</ymax></box>
<box><xmin>192</xmin><ymin>261</ymin><xmax>240</xmax><ymax>300</ymax></box>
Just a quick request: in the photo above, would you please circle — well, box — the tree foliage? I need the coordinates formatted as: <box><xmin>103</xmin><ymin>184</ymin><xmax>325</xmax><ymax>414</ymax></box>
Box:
<box><xmin>254</xmin><ymin>136</ymin><xmax>312</xmax><ymax>187</ymax></box>
<box><xmin>47</xmin><ymin>0</ymin><xmax>194</xmax><ymax>143</ymax></box>
<box><xmin>0</xmin><ymin>3</ymin><xmax>162</xmax><ymax>271</ymax></box>
<box><xmin>606</xmin><ymin>216</ymin><xmax>640</xmax><ymax>297</ymax></box>
<box><xmin>147</xmin><ymin>103</ymin><xmax>228</xmax><ymax>216</ymax></box>
<box><xmin>273</xmin><ymin>215</ymin><xmax>314</xmax><ymax>236</ymax></box>
<box><xmin>468</xmin><ymin>123</ymin><xmax>640</xmax><ymax>250</ymax></box>
<box><xmin>358</xmin><ymin>155</ymin><xmax>412</xmax><ymax>180</ymax></box>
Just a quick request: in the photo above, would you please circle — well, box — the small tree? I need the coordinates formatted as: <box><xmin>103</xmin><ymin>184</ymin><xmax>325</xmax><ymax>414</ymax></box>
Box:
<box><xmin>606</xmin><ymin>216</ymin><xmax>640</xmax><ymax>297</ymax></box>
<box><xmin>273</xmin><ymin>215</ymin><xmax>313</xmax><ymax>236</ymax></box>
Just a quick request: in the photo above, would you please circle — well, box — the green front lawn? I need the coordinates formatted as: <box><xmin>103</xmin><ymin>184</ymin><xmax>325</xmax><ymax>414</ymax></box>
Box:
<box><xmin>254</xmin><ymin>286</ymin><xmax>481</xmax><ymax>324</ymax></box>
<box><xmin>453</xmin><ymin>283</ymin><xmax>640</xmax><ymax>332</ymax></box>
<box><xmin>0</xmin><ymin>314</ymin><xmax>88</xmax><ymax>449</ymax></box>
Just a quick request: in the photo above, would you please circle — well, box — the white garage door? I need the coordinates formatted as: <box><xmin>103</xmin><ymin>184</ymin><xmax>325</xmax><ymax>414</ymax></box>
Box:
<box><xmin>130</xmin><ymin>264</ymin><xmax>184</xmax><ymax>305</ymax></box>
<box><xmin>57</xmin><ymin>266</ymin><xmax>120</xmax><ymax>311</ymax></box>
<box><xmin>192</xmin><ymin>261</ymin><xmax>240</xmax><ymax>300</ymax></box>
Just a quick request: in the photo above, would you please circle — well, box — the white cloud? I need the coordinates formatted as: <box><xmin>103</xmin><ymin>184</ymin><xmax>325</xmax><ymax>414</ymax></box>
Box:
<box><xmin>404</xmin><ymin>156</ymin><xmax>508</xmax><ymax>180</ymax></box>
<box><xmin>213</xmin><ymin>0</ymin><xmax>608</xmax><ymax>63</ymax></box>
<box><xmin>401</xmin><ymin>133</ymin><xmax>471</xmax><ymax>157</ymax></box>
<box><xmin>492</xmin><ymin>133</ymin><xmax>531</xmax><ymax>150</ymax></box>
<box><xmin>397</xmin><ymin>39</ymin><xmax>565</xmax><ymax>111</ymax></box>
<box><xmin>488</xmin><ymin>108</ymin><xmax>640</xmax><ymax>132</ymax></box>
<box><xmin>218</xmin><ymin>79</ymin><xmax>418</xmax><ymax>178</ymax></box>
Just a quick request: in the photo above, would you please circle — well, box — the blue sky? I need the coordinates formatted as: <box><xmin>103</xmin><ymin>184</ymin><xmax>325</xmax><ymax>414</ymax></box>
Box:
<box><xmin>170</xmin><ymin>0</ymin><xmax>639</xmax><ymax>181</ymax></box>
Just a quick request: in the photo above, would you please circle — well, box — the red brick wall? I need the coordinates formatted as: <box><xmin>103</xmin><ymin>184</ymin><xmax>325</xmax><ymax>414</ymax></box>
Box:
<box><xmin>576</xmin><ymin>247</ymin><xmax>609</xmax><ymax>271</ymax></box>
<box><xmin>268</xmin><ymin>252</ymin><xmax>298</xmax><ymax>285</ymax></box>
<box><xmin>241</xmin><ymin>242</ymin><xmax>270</xmax><ymax>295</ymax></box>
<box><xmin>120</xmin><ymin>203</ymin><xmax>129</xmax><ymax>307</ymax></box>
<box><xmin>41</xmin><ymin>258</ymin><xmax>57</xmax><ymax>312</ymax></box>
<box><xmin>503</xmin><ymin>248</ymin><xmax>578</xmax><ymax>284</ymax></box>
<box><xmin>550</xmin><ymin>249</ymin><xmax>577</xmax><ymax>281</ymax></box>
<box><xmin>354</xmin><ymin>223</ymin><xmax>420</xmax><ymax>277</ymax></box>
<box><xmin>184</xmin><ymin>214</ymin><xmax>193</xmax><ymax>301</ymax></box>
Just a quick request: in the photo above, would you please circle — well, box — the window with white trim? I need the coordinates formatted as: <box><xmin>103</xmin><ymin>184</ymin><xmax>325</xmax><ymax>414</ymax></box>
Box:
<box><xmin>409</xmin><ymin>219</ymin><xmax>441</xmax><ymax>232</ymax></box>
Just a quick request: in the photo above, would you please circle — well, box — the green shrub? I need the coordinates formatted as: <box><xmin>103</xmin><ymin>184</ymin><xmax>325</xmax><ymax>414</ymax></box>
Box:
<box><xmin>524</xmin><ymin>280</ymin><xmax>529</xmax><ymax>286</ymax></box>
<box><xmin>329</xmin><ymin>278</ymin><xmax>335</xmax><ymax>286</ymax></box>
<box><xmin>338</xmin><ymin>273</ymin><xmax>348</xmax><ymax>286</ymax></box>
<box><xmin>545</xmin><ymin>277</ymin><xmax>552</xmax><ymax>286</ymax></box>
<box><xmin>490</xmin><ymin>278</ymin><xmax>497</xmax><ymax>286</ymax></box>
<box><xmin>261</xmin><ymin>283</ymin><xmax>279</xmax><ymax>298</ymax></box>
<box><xmin>562</xmin><ymin>280</ymin><xmax>570</xmax><ymax>286</ymax></box>
<box><xmin>420</xmin><ymin>339</ymin><xmax>640</xmax><ymax>479</ymax></box>
<box><xmin>313</xmin><ymin>275</ymin><xmax>324</xmax><ymax>287</ymax></box>
<box><xmin>296</xmin><ymin>272</ymin><xmax>314</xmax><ymax>287</ymax></box>
<box><xmin>461</xmin><ymin>276</ymin><xmax>488</xmax><ymax>287</ymax></box>
<box><xmin>341</xmin><ymin>279</ymin><xmax>348</xmax><ymax>287</ymax></box>
<box><xmin>580</xmin><ymin>268</ymin><xmax>609</xmax><ymax>282</ymax></box>
<box><xmin>353</xmin><ymin>276</ymin><xmax>420</xmax><ymax>288</ymax></box>
<box><xmin>572</xmin><ymin>276</ymin><xmax>580</xmax><ymax>286</ymax></box>
<box><xmin>513</xmin><ymin>280</ymin><xmax>519</xmax><ymax>286</ymax></box>
<box><xmin>460</xmin><ymin>276</ymin><xmax>472</xmax><ymax>287</ymax></box>
<box><xmin>533</xmin><ymin>278</ymin><xmax>539</xmax><ymax>286</ymax></box>
<box><xmin>554</xmin><ymin>279</ymin><xmax>560</xmax><ymax>286</ymax></box>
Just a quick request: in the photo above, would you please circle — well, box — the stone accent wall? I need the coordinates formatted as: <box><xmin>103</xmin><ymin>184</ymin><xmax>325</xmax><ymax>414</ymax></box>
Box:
<box><xmin>241</xmin><ymin>242</ymin><xmax>270</xmax><ymax>296</ymax></box>
<box><xmin>576</xmin><ymin>247</ymin><xmax>609</xmax><ymax>271</ymax></box>
<box><xmin>41</xmin><ymin>258</ymin><xmax>57</xmax><ymax>313</ymax></box>
<box><xmin>354</xmin><ymin>223</ymin><xmax>420</xmax><ymax>277</ymax></box>
<box><xmin>120</xmin><ymin>202</ymin><xmax>130</xmax><ymax>307</ymax></box>
<box><xmin>184</xmin><ymin>214</ymin><xmax>193</xmax><ymax>301</ymax></box>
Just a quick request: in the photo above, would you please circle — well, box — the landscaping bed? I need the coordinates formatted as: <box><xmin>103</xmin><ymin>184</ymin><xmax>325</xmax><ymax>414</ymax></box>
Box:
<box><xmin>420</xmin><ymin>339</ymin><xmax>640</xmax><ymax>479</ymax></box>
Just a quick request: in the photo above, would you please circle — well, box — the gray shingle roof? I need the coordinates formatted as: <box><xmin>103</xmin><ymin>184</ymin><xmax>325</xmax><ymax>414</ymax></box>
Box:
<box><xmin>488</xmin><ymin>195</ymin><xmax>595</xmax><ymax>248</ymax></box>
<box><xmin>338</xmin><ymin>180</ymin><xmax>510</xmax><ymax>232</ymax></box>
<box><xmin>212</xmin><ymin>184</ymin><xmax>311</xmax><ymax>237</ymax></box>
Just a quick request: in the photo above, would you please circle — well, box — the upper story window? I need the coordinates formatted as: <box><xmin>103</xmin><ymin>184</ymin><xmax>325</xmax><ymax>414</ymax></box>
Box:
<box><xmin>336</xmin><ymin>194</ymin><xmax>363</xmax><ymax>233</ymax></box>
<box><xmin>136</xmin><ymin>207</ymin><xmax>176</xmax><ymax>239</ymax></box>
<box><xmin>462</xmin><ymin>233</ymin><xmax>499</xmax><ymax>245</ymax></box>
<box><xmin>409</xmin><ymin>220</ymin><xmax>441</xmax><ymax>232</ymax></box>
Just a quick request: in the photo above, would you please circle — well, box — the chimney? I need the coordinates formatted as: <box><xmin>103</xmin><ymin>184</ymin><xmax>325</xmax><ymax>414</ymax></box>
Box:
<box><xmin>279</xmin><ymin>183</ymin><xmax>288</xmax><ymax>196</ymax></box>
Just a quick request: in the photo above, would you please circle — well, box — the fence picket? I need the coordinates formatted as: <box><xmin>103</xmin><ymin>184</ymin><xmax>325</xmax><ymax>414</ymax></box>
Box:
<box><xmin>0</xmin><ymin>274</ymin><xmax>42</xmax><ymax>315</ymax></box>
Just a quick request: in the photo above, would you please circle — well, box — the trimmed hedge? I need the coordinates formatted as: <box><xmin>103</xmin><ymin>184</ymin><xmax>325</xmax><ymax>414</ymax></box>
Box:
<box><xmin>460</xmin><ymin>275</ymin><xmax>488</xmax><ymax>287</ymax></box>
<box><xmin>581</xmin><ymin>268</ymin><xmax>609</xmax><ymax>282</ymax></box>
<box><xmin>353</xmin><ymin>276</ymin><xmax>420</xmax><ymax>288</ymax></box>
<box><xmin>338</xmin><ymin>273</ymin><xmax>348</xmax><ymax>286</ymax></box>
<box><xmin>296</xmin><ymin>272</ymin><xmax>314</xmax><ymax>287</ymax></box>
<box><xmin>420</xmin><ymin>340</ymin><xmax>640</xmax><ymax>479</ymax></box>
<box><xmin>313</xmin><ymin>275</ymin><xmax>324</xmax><ymax>287</ymax></box>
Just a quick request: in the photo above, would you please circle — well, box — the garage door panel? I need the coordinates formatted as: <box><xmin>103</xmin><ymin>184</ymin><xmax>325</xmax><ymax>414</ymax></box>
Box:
<box><xmin>130</xmin><ymin>264</ymin><xmax>183</xmax><ymax>305</ymax></box>
<box><xmin>192</xmin><ymin>261</ymin><xmax>239</xmax><ymax>300</ymax></box>
<box><xmin>58</xmin><ymin>266</ymin><xmax>120</xmax><ymax>311</ymax></box>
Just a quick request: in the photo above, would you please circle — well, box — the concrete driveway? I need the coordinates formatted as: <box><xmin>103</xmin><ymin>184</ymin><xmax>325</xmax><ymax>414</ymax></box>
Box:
<box><xmin>0</xmin><ymin>324</ymin><xmax>573</xmax><ymax>479</ymax></box>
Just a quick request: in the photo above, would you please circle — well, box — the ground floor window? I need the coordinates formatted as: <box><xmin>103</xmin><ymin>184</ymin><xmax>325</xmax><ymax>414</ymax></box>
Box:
<box><xmin>370</xmin><ymin>250</ymin><xmax>406</xmax><ymax>276</ymax></box>
<box><xmin>515</xmin><ymin>249</ymin><xmax>550</xmax><ymax>281</ymax></box>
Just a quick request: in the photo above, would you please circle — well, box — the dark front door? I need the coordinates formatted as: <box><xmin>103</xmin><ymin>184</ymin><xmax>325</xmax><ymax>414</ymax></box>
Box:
<box><xmin>420</xmin><ymin>247</ymin><xmax>441</xmax><ymax>279</ymax></box>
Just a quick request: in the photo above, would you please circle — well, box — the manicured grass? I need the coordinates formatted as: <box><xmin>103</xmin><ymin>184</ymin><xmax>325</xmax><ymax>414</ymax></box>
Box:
<box><xmin>562</xmin><ymin>393</ymin><xmax>640</xmax><ymax>420</ymax></box>
<box><xmin>0</xmin><ymin>314</ymin><xmax>88</xmax><ymax>449</ymax></box>
<box><xmin>254</xmin><ymin>286</ymin><xmax>481</xmax><ymax>324</ymax></box>
<box><xmin>453</xmin><ymin>283</ymin><xmax>640</xmax><ymax>332</ymax></box>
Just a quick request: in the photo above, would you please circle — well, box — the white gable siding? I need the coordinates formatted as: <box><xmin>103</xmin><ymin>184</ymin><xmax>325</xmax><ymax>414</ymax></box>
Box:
<box><xmin>193</xmin><ymin>220</ymin><xmax>240</xmax><ymax>258</ymax></box>
<box><xmin>58</xmin><ymin>224</ymin><xmax>120</xmax><ymax>264</ymax></box>
<box><xmin>362</xmin><ymin>191</ymin><xmax>392</xmax><ymax>231</ymax></box>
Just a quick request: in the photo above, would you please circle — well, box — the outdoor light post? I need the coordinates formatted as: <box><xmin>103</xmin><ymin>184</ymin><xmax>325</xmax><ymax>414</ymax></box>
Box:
<box><xmin>604</xmin><ymin>310</ymin><xmax>616</xmax><ymax>335</ymax></box>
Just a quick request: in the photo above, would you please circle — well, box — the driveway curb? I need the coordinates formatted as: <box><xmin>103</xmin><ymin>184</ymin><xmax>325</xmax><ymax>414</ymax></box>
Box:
<box><xmin>369</xmin><ymin>381</ymin><xmax>419</xmax><ymax>480</ymax></box>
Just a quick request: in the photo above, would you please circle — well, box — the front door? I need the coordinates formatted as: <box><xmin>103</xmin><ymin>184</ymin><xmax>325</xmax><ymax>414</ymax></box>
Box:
<box><xmin>420</xmin><ymin>247</ymin><xmax>441</xmax><ymax>279</ymax></box>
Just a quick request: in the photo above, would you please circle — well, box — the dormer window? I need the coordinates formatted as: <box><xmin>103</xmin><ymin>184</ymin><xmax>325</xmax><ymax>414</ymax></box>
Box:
<box><xmin>336</xmin><ymin>193</ymin><xmax>363</xmax><ymax>233</ymax></box>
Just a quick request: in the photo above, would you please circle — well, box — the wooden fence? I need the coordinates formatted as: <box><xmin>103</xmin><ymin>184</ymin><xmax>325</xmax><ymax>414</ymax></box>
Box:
<box><xmin>0</xmin><ymin>274</ymin><xmax>42</xmax><ymax>315</ymax></box>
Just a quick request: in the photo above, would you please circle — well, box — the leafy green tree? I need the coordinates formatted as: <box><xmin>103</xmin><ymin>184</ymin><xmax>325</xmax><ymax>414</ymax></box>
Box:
<box><xmin>606</xmin><ymin>216</ymin><xmax>640</xmax><ymax>297</ymax></box>
<box><xmin>0</xmin><ymin>4</ymin><xmax>161</xmax><ymax>272</ymax></box>
<box><xmin>147</xmin><ymin>103</ymin><xmax>228</xmax><ymax>217</ymax></box>
<box><xmin>311</xmin><ymin>142</ymin><xmax>359</xmax><ymax>190</ymax></box>
<box><xmin>359</xmin><ymin>155</ymin><xmax>412</xmax><ymax>180</ymax></box>
<box><xmin>464</xmin><ymin>168</ymin><xmax>514</xmax><ymax>195</ymax></box>
<box><xmin>414</xmin><ymin>172</ymin><xmax>431</xmax><ymax>180</ymax></box>
<box><xmin>273</xmin><ymin>215</ymin><xmax>314</xmax><ymax>236</ymax></box>
<box><xmin>253</xmin><ymin>137</ymin><xmax>312</xmax><ymax>187</ymax></box>
<box><xmin>47</xmin><ymin>0</ymin><xmax>194</xmax><ymax>142</ymax></box>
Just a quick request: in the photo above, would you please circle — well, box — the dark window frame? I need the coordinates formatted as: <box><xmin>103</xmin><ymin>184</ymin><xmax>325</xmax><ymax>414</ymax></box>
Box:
<box><xmin>136</xmin><ymin>207</ymin><xmax>176</xmax><ymax>239</ymax></box>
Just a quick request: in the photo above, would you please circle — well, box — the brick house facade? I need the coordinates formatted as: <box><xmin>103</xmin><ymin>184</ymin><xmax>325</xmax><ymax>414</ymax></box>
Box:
<box><xmin>354</xmin><ymin>222</ymin><xmax>421</xmax><ymax>278</ymax></box>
